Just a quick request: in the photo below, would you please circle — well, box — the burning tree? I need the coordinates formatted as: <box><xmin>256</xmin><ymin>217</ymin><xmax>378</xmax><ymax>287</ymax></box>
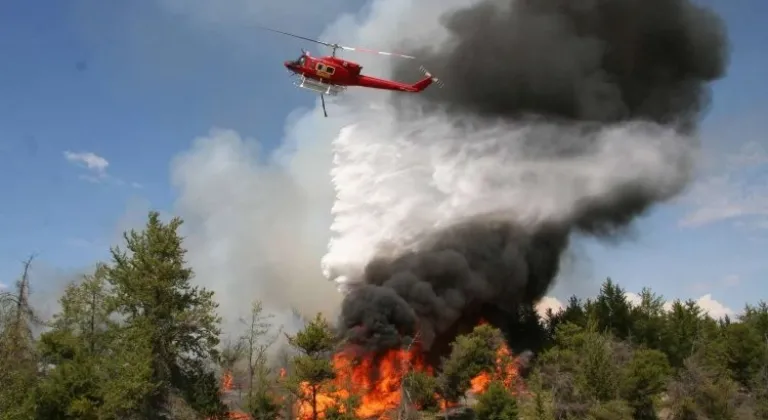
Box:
<box><xmin>284</xmin><ymin>313</ymin><xmax>341</xmax><ymax>420</ymax></box>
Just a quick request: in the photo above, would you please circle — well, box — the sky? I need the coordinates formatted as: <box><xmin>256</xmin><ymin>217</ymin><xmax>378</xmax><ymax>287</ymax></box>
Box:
<box><xmin>0</xmin><ymin>0</ymin><xmax>766</xmax><ymax>324</ymax></box>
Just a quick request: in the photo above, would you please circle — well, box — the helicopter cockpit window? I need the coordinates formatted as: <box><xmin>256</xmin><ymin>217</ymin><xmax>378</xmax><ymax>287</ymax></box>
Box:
<box><xmin>297</xmin><ymin>56</ymin><xmax>306</xmax><ymax>66</ymax></box>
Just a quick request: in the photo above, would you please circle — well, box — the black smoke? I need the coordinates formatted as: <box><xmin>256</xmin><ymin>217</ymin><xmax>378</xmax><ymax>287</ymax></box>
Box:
<box><xmin>337</xmin><ymin>0</ymin><xmax>729</xmax><ymax>360</ymax></box>
<box><xmin>340</xmin><ymin>220</ymin><xmax>568</xmax><ymax>361</ymax></box>
<box><xmin>394</xmin><ymin>0</ymin><xmax>729</xmax><ymax>130</ymax></box>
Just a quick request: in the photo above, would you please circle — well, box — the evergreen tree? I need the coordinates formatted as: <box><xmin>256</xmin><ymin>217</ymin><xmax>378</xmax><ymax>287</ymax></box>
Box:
<box><xmin>35</xmin><ymin>265</ymin><xmax>122</xmax><ymax>419</ymax></box>
<box><xmin>437</xmin><ymin>324</ymin><xmax>504</xmax><ymax>404</ymax></box>
<box><xmin>285</xmin><ymin>313</ymin><xmax>337</xmax><ymax>420</ymax></box>
<box><xmin>474</xmin><ymin>381</ymin><xmax>518</xmax><ymax>420</ymax></box>
<box><xmin>593</xmin><ymin>278</ymin><xmax>634</xmax><ymax>340</ymax></box>
<box><xmin>0</xmin><ymin>256</ymin><xmax>43</xmax><ymax>420</ymax></box>
<box><xmin>620</xmin><ymin>348</ymin><xmax>670</xmax><ymax>420</ymax></box>
<box><xmin>722</xmin><ymin>322</ymin><xmax>765</xmax><ymax>387</ymax></box>
<box><xmin>629</xmin><ymin>288</ymin><xmax>667</xmax><ymax>350</ymax></box>
<box><xmin>106</xmin><ymin>211</ymin><xmax>225</xmax><ymax>418</ymax></box>
<box><xmin>662</xmin><ymin>300</ymin><xmax>704</xmax><ymax>368</ymax></box>
<box><xmin>403</xmin><ymin>371</ymin><xmax>440</xmax><ymax>412</ymax></box>
<box><xmin>518</xmin><ymin>372</ymin><xmax>555</xmax><ymax>420</ymax></box>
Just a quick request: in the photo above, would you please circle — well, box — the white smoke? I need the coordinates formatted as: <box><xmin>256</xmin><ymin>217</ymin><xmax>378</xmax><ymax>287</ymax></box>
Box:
<box><xmin>170</xmin><ymin>127</ymin><xmax>341</xmax><ymax>336</ymax></box>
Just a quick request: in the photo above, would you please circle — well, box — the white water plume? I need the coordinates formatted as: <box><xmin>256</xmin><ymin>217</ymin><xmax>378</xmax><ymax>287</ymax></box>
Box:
<box><xmin>321</xmin><ymin>107</ymin><xmax>695</xmax><ymax>289</ymax></box>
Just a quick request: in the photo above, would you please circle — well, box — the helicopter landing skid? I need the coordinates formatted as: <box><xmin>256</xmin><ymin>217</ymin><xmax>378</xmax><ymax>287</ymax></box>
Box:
<box><xmin>293</xmin><ymin>76</ymin><xmax>345</xmax><ymax>117</ymax></box>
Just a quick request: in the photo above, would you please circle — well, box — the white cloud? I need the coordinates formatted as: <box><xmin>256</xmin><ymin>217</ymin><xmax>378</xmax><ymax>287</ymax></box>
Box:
<box><xmin>64</xmin><ymin>151</ymin><xmax>109</xmax><ymax>174</ymax></box>
<box><xmin>62</xmin><ymin>150</ymin><xmax>142</xmax><ymax>188</ymax></box>
<box><xmin>540</xmin><ymin>291</ymin><xmax>735</xmax><ymax>320</ymax></box>
<box><xmin>692</xmin><ymin>294</ymin><xmax>734</xmax><ymax>319</ymax></box>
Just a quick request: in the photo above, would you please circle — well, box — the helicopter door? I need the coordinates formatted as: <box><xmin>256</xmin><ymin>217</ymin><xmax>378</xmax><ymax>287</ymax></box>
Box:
<box><xmin>315</xmin><ymin>62</ymin><xmax>335</xmax><ymax>79</ymax></box>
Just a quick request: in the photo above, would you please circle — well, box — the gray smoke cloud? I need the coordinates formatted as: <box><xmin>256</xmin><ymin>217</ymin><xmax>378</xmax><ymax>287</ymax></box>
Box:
<box><xmin>393</xmin><ymin>0</ymin><xmax>728</xmax><ymax>128</ymax></box>
<box><xmin>328</xmin><ymin>0</ymin><xmax>729</xmax><ymax>357</ymax></box>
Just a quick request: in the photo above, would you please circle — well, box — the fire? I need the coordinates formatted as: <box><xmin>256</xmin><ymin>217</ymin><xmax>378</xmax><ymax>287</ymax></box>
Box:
<box><xmin>295</xmin><ymin>346</ymin><xmax>429</xmax><ymax>419</ymax></box>
<box><xmin>293</xmin><ymin>328</ymin><xmax>523</xmax><ymax>420</ymax></box>
<box><xmin>469</xmin><ymin>344</ymin><xmax>522</xmax><ymax>394</ymax></box>
<box><xmin>218</xmin><ymin>370</ymin><xmax>251</xmax><ymax>420</ymax></box>
<box><xmin>222</xmin><ymin>370</ymin><xmax>234</xmax><ymax>392</ymax></box>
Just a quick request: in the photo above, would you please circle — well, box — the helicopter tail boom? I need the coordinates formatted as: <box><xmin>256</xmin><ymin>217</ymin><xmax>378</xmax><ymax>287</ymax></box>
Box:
<box><xmin>354</xmin><ymin>66</ymin><xmax>443</xmax><ymax>92</ymax></box>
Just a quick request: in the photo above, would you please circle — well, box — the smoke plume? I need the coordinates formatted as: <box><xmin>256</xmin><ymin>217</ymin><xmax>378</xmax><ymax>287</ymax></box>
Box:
<box><xmin>323</xmin><ymin>0</ymin><xmax>729</xmax><ymax>357</ymax></box>
<box><xmin>394</xmin><ymin>0</ymin><xmax>728</xmax><ymax>129</ymax></box>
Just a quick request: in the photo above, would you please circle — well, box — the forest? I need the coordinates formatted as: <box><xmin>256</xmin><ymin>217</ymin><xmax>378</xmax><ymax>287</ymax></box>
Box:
<box><xmin>0</xmin><ymin>211</ymin><xmax>766</xmax><ymax>420</ymax></box>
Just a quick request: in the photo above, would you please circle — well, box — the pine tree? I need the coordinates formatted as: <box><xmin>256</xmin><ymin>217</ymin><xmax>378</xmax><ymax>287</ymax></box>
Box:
<box><xmin>285</xmin><ymin>313</ymin><xmax>337</xmax><ymax>420</ymax></box>
<box><xmin>106</xmin><ymin>211</ymin><xmax>225</xmax><ymax>418</ymax></box>
<box><xmin>437</xmin><ymin>324</ymin><xmax>504</xmax><ymax>404</ymax></box>
<box><xmin>474</xmin><ymin>381</ymin><xmax>518</xmax><ymax>420</ymax></box>
<box><xmin>35</xmin><ymin>264</ymin><xmax>122</xmax><ymax>419</ymax></box>
<box><xmin>0</xmin><ymin>256</ymin><xmax>43</xmax><ymax>419</ymax></box>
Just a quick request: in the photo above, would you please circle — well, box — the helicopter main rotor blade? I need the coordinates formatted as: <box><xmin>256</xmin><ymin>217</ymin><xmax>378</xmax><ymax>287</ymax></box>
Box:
<box><xmin>337</xmin><ymin>45</ymin><xmax>415</xmax><ymax>59</ymax></box>
<box><xmin>257</xmin><ymin>25</ymin><xmax>416</xmax><ymax>59</ymax></box>
<box><xmin>257</xmin><ymin>26</ymin><xmax>336</xmax><ymax>49</ymax></box>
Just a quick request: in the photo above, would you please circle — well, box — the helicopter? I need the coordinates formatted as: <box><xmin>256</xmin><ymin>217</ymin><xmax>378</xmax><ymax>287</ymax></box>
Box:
<box><xmin>260</xmin><ymin>27</ymin><xmax>443</xmax><ymax>117</ymax></box>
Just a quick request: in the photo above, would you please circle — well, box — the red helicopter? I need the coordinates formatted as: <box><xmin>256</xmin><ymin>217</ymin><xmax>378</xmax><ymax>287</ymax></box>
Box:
<box><xmin>261</xmin><ymin>27</ymin><xmax>443</xmax><ymax>117</ymax></box>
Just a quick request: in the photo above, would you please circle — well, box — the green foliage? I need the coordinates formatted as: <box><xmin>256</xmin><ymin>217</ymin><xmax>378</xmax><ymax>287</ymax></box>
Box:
<box><xmin>593</xmin><ymin>278</ymin><xmax>634</xmax><ymax>340</ymax></box>
<box><xmin>34</xmin><ymin>265</ymin><xmax>118</xmax><ymax>419</ymax></box>
<box><xmin>404</xmin><ymin>371</ymin><xmax>440</xmax><ymax>412</ymax></box>
<box><xmin>247</xmin><ymin>388</ymin><xmax>281</xmax><ymax>420</ymax></box>
<box><xmin>288</xmin><ymin>313</ymin><xmax>336</xmax><ymax>358</ymax></box>
<box><xmin>474</xmin><ymin>381</ymin><xmax>518</xmax><ymax>420</ymax></box>
<box><xmin>5</xmin><ymin>212</ymin><xmax>226</xmax><ymax>420</ymax></box>
<box><xmin>524</xmin><ymin>278</ymin><xmax>767</xmax><ymax>419</ymax></box>
<box><xmin>437</xmin><ymin>324</ymin><xmax>503</xmax><ymax>403</ymax></box>
<box><xmin>518</xmin><ymin>373</ymin><xmax>555</xmax><ymax>420</ymax></box>
<box><xmin>286</xmin><ymin>313</ymin><xmax>338</xmax><ymax>420</ymax></box>
<box><xmin>287</xmin><ymin>314</ymin><xmax>336</xmax><ymax>387</ymax></box>
<box><xmin>722</xmin><ymin>321</ymin><xmax>766</xmax><ymax>386</ymax></box>
<box><xmin>0</xmin><ymin>257</ymin><xmax>42</xmax><ymax>419</ymax></box>
<box><xmin>620</xmin><ymin>349</ymin><xmax>670</xmax><ymax>419</ymax></box>
<box><xmin>105</xmin><ymin>211</ymin><xmax>224</xmax><ymax>417</ymax></box>
<box><xmin>587</xmin><ymin>399</ymin><xmax>633</xmax><ymax>420</ymax></box>
<box><xmin>579</xmin><ymin>330</ymin><xmax>622</xmax><ymax>402</ymax></box>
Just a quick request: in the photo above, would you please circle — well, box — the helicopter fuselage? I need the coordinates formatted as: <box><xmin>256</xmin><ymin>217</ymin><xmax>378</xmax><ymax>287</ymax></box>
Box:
<box><xmin>284</xmin><ymin>53</ymin><xmax>435</xmax><ymax>93</ymax></box>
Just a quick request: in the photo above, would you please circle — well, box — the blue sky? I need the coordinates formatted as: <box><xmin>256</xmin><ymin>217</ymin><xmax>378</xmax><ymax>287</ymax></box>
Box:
<box><xmin>1</xmin><ymin>0</ymin><xmax>766</xmax><ymax>318</ymax></box>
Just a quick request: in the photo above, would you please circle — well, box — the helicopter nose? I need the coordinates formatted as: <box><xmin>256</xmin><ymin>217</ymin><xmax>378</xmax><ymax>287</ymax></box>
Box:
<box><xmin>284</xmin><ymin>61</ymin><xmax>292</xmax><ymax>69</ymax></box>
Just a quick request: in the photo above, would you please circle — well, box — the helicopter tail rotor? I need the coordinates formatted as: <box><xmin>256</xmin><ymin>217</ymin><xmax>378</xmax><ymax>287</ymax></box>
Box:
<box><xmin>419</xmin><ymin>65</ymin><xmax>444</xmax><ymax>88</ymax></box>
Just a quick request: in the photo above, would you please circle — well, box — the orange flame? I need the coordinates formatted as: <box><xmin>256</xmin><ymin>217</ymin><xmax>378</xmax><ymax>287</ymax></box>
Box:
<box><xmin>469</xmin><ymin>344</ymin><xmax>522</xmax><ymax>394</ymax></box>
<box><xmin>293</xmin><ymin>329</ymin><xmax>522</xmax><ymax>419</ymax></box>
<box><xmin>295</xmin><ymin>346</ymin><xmax>427</xmax><ymax>419</ymax></box>
<box><xmin>222</xmin><ymin>370</ymin><xmax>234</xmax><ymax>392</ymax></box>
<box><xmin>217</xmin><ymin>370</ymin><xmax>252</xmax><ymax>420</ymax></box>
